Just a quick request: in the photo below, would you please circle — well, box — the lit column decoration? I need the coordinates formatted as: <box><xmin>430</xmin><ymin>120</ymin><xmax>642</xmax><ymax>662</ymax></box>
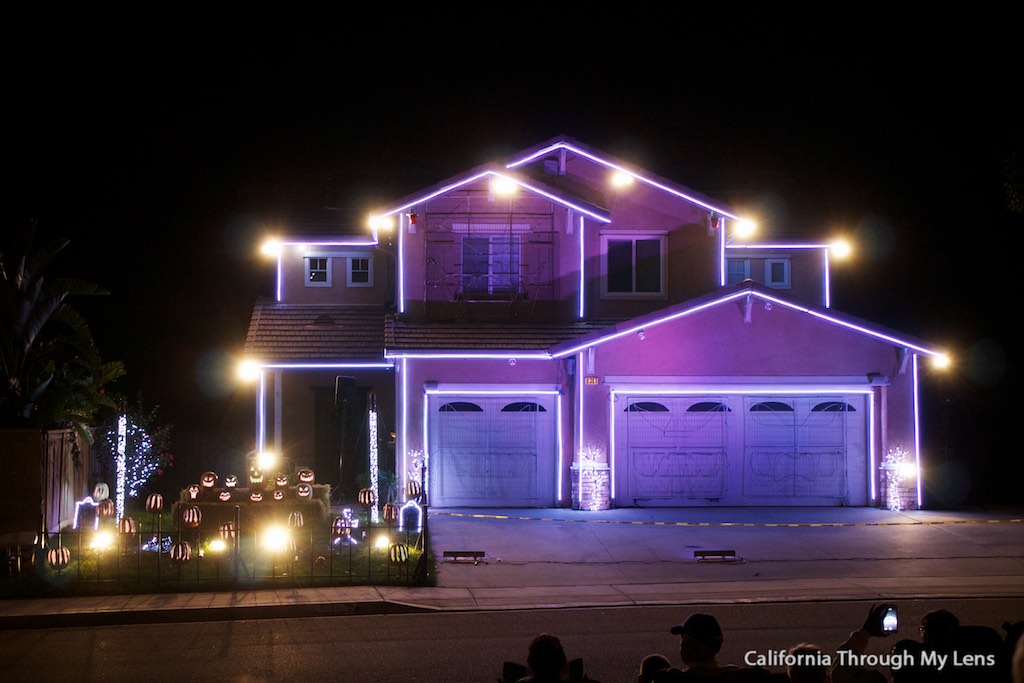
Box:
<box><xmin>883</xmin><ymin>447</ymin><xmax>908</xmax><ymax>511</ymax></box>
<box><xmin>368</xmin><ymin>392</ymin><xmax>380</xmax><ymax>524</ymax></box>
<box><xmin>116</xmin><ymin>413</ymin><xmax>127</xmax><ymax>524</ymax></box>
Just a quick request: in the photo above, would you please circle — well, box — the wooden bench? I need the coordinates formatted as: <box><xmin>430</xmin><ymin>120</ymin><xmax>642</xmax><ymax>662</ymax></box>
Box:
<box><xmin>693</xmin><ymin>549</ymin><xmax>738</xmax><ymax>561</ymax></box>
<box><xmin>443</xmin><ymin>550</ymin><xmax>485</xmax><ymax>563</ymax></box>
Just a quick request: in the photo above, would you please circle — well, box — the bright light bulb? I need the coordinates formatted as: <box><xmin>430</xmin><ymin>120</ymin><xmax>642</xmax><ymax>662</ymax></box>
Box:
<box><xmin>262</xmin><ymin>526</ymin><xmax>289</xmax><ymax>552</ymax></box>
<box><xmin>257</xmin><ymin>451</ymin><xmax>277</xmax><ymax>471</ymax></box>
<box><xmin>490</xmin><ymin>176</ymin><xmax>517</xmax><ymax>195</ymax></box>
<box><xmin>260</xmin><ymin>239</ymin><xmax>282</xmax><ymax>257</ymax></box>
<box><xmin>610</xmin><ymin>171</ymin><xmax>634</xmax><ymax>187</ymax></box>
<box><xmin>374</xmin><ymin>535</ymin><xmax>390</xmax><ymax>549</ymax></box>
<box><xmin>733</xmin><ymin>219</ymin><xmax>756</xmax><ymax>238</ymax></box>
<box><xmin>932</xmin><ymin>353</ymin><xmax>951</xmax><ymax>369</ymax></box>
<box><xmin>830</xmin><ymin>239</ymin><xmax>852</xmax><ymax>258</ymax></box>
<box><xmin>237</xmin><ymin>360</ymin><xmax>261</xmax><ymax>382</ymax></box>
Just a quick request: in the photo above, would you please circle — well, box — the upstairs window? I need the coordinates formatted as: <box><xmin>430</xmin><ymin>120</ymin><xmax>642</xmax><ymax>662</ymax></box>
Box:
<box><xmin>765</xmin><ymin>259</ymin><xmax>791</xmax><ymax>289</ymax></box>
<box><xmin>461</xmin><ymin>235</ymin><xmax>521</xmax><ymax>297</ymax></box>
<box><xmin>602</xmin><ymin>233</ymin><xmax>666</xmax><ymax>298</ymax></box>
<box><xmin>305</xmin><ymin>257</ymin><xmax>331</xmax><ymax>287</ymax></box>
<box><xmin>726</xmin><ymin>259</ymin><xmax>750</xmax><ymax>285</ymax></box>
<box><xmin>347</xmin><ymin>257</ymin><xmax>373</xmax><ymax>287</ymax></box>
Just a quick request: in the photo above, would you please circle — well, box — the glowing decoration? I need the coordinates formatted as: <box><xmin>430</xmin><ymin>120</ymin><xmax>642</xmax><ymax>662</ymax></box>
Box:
<box><xmin>296</xmin><ymin>483</ymin><xmax>312</xmax><ymax>499</ymax></box>
<box><xmin>398</xmin><ymin>499</ymin><xmax>423</xmax><ymax>533</ymax></box>
<box><xmin>72</xmin><ymin>496</ymin><xmax>102</xmax><ymax>530</ymax></box>
<box><xmin>249</xmin><ymin>467</ymin><xmax>264</xmax><ymax>486</ymax></box>
<box><xmin>182</xmin><ymin>505</ymin><xmax>202</xmax><ymax>528</ymax></box>
<box><xmin>368</xmin><ymin>393</ymin><xmax>380</xmax><ymax>523</ymax></box>
<box><xmin>405</xmin><ymin>480</ymin><xmax>421</xmax><ymax>499</ymax></box>
<box><xmin>382</xmin><ymin>503</ymin><xmax>398</xmax><ymax>524</ymax></box>
<box><xmin>146</xmin><ymin>492</ymin><xmax>163</xmax><ymax>513</ymax></box>
<box><xmin>389</xmin><ymin>542</ymin><xmax>410</xmax><ymax>564</ymax></box>
<box><xmin>262</xmin><ymin>526</ymin><xmax>290</xmax><ymax>553</ymax></box>
<box><xmin>201</xmin><ymin>471</ymin><xmax>218</xmax><ymax>488</ymax></box>
<box><xmin>275</xmin><ymin>474</ymin><xmax>289</xmax><ymax>487</ymax></box>
<box><xmin>219</xmin><ymin>490</ymin><xmax>232</xmax><ymax>502</ymax></box>
<box><xmin>170</xmin><ymin>541</ymin><xmax>191</xmax><ymax>563</ymax></box>
<box><xmin>219</xmin><ymin>521</ymin><xmax>236</xmax><ymax>540</ymax></box>
<box><xmin>188</xmin><ymin>484</ymin><xmax>200</xmax><ymax>500</ymax></box>
<box><xmin>90</xmin><ymin>530</ymin><xmax>114</xmax><ymax>551</ymax></box>
<box><xmin>208</xmin><ymin>539</ymin><xmax>227</xmax><ymax>553</ymax></box>
<box><xmin>315</xmin><ymin>555</ymin><xmax>326</xmax><ymax>567</ymax></box>
<box><xmin>288</xmin><ymin>511</ymin><xmax>304</xmax><ymax>529</ymax></box>
<box><xmin>273</xmin><ymin>490</ymin><xmax>284</xmax><ymax>501</ymax></box>
<box><xmin>358</xmin><ymin>488</ymin><xmax>375</xmax><ymax>508</ymax></box>
<box><xmin>298</xmin><ymin>468</ymin><xmax>315</xmax><ymax>483</ymax></box>
<box><xmin>93</xmin><ymin>482</ymin><xmax>109</xmax><ymax>501</ymax></box>
<box><xmin>97</xmin><ymin>499</ymin><xmax>115</xmax><ymax>519</ymax></box>
<box><xmin>116</xmin><ymin>414</ymin><xmax>127</xmax><ymax>524</ymax></box>
<box><xmin>118</xmin><ymin>517</ymin><xmax>136</xmax><ymax>535</ymax></box>
<box><xmin>47</xmin><ymin>546</ymin><xmax>71</xmax><ymax>569</ymax></box>
<box><xmin>250</xmin><ymin>492</ymin><xmax>263</xmax><ymax>502</ymax></box>
<box><xmin>884</xmin><ymin>447</ymin><xmax>910</xmax><ymax>511</ymax></box>
<box><xmin>225</xmin><ymin>474</ymin><xmax>238</xmax><ymax>488</ymax></box>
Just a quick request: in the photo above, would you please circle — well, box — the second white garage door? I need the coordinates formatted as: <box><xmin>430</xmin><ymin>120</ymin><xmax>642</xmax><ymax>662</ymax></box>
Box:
<box><xmin>614</xmin><ymin>393</ymin><xmax>867</xmax><ymax>506</ymax></box>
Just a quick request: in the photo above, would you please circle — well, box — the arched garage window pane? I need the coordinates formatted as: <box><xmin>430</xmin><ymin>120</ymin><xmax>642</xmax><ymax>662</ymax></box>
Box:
<box><xmin>688</xmin><ymin>402</ymin><xmax>731</xmax><ymax>412</ymax></box>
<box><xmin>625</xmin><ymin>402</ymin><xmax>669</xmax><ymax>412</ymax></box>
<box><xmin>812</xmin><ymin>401</ymin><xmax>856</xmax><ymax>412</ymax></box>
<box><xmin>749</xmin><ymin>401</ymin><xmax>793</xmax><ymax>412</ymax></box>
<box><xmin>439</xmin><ymin>402</ymin><xmax>483</xmax><ymax>412</ymax></box>
<box><xmin>501</xmin><ymin>402</ymin><xmax>547</xmax><ymax>412</ymax></box>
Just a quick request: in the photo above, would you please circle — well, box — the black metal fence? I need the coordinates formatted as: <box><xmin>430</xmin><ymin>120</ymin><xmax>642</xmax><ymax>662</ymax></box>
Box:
<box><xmin>2</xmin><ymin>511</ymin><xmax>431</xmax><ymax>596</ymax></box>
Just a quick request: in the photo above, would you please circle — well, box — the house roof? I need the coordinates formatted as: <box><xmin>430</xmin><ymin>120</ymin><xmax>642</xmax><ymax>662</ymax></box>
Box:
<box><xmin>371</xmin><ymin>161</ymin><xmax>611</xmax><ymax>227</ymax></box>
<box><xmin>549</xmin><ymin>280</ymin><xmax>944</xmax><ymax>359</ymax></box>
<box><xmin>505</xmin><ymin>135</ymin><xmax>743</xmax><ymax>221</ymax></box>
<box><xmin>385</xmin><ymin>316</ymin><xmax>617</xmax><ymax>355</ymax></box>
<box><xmin>244</xmin><ymin>299</ymin><xmax>388</xmax><ymax>361</ymax></box>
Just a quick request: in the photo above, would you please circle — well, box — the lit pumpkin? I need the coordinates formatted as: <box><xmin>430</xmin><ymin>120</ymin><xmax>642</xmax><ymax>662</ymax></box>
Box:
<box><xmin>219</xmin><ymin>521</ymin><xmax>236</xmax><ymax>540</ymax></box>
<box><xmin>188</xmin><ymin>484</ymin><xmax>200</xmax><ymax>500</ymax></box>
<box><xmin>200</xmin><ymin>471</ymin><xmax>218</xmax><ymax>488</ymax></box>
<box><xmin>219</xmin><ymin>490</ymin><xmax>232</xmax><ymax>502</ymax></box>
<box><xmin>249</xmin><ymin>467</ymin><xmax>264</xmax><ymax>485</ymax></box>
<box><xmin>288</xmin><ymin>511</ymin><xmax>304</xmax><ymax>529</ymax></box>
<box><xmin>97</xmin><ymin>498</ymin><xmax>115</xmax><ymax>518</ymax></box>
<box><xmin>389</xmin><ymin>542</ymin><xmax>410</xmax><ymax>564</ymax></box>
<box><xmin>118</xmin><ymin>517</ymin><xmax>136</xmax><ymax>535</ymax></box>
<box><xmin>47</xmin><ymin>546</ymin><xmax>71</xmax><ymax>569</ymax></box>
<box><xmin>357</xmin><ymin>488</ymin><xmax>375</xmax><ymax>507</ymax></box>
<box><xmin>146</xmin><ymin>492</ymin><xmax>164</xmax><ymax>513</ymax></box>
<box><xmin>332</xmin><ymin>517</ymin><xmax>351</xmax><ymax>538</ymax></box>
<box><xmin>170</xmin><ymin>541</ymin><xmax>191</xmax><ymax>563</ymax></box>
<box><xmin>224</xmin><ymin>474</ymin><xmax>238</xmax><ymax>488</ymax></box>
<box><xmin>275</xmin><ymin>474</ymin><xmax>290</xmax><ymax>487</ymax></box>
<box><xmin>250</xmin><ymin>492</ymin><xmax>263</xmax><ymax>502</ymax></box>
<box><xmin>272</xmin><ymin>490</ymin><xmax>285</xmax><ymax>501</ymax></box>
<box><xmin>182</xmin><ymin>505</ymin><xmax>202</xmax><ymax>528</ymax></box>
<box><xmin>406</xmin><ymin>480</ymin><xmax>422</xmax><ymax>499</ymax></box>
<box><xmin>296</xmin><ymin>483</ymin><xmax>312</xmax><ymax>499</ymax></box>
<box><xmin>382</xmin><ymin>503</ymin><xmax>399</xmax><ymax>523</ymax></box>
<box><xmin>298</xmin><ymin>468</ymin><xmax>315</xmax><ymax>483</ymax></box>
<box><xmin>93</xmin><ymin>482</ymin><xmax>110</xmax><ymax>501</ymax></box>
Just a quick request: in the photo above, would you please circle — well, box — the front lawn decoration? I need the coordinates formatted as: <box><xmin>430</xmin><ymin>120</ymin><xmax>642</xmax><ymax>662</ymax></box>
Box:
<box><xmin>201</xmin><ymin>471</ymin><xmax>217</xmax><ymax>488</ymax></box>
<box><xmin>146</xmin><ymin>493</ymin><xmax>163</xmax><ymax>513</ymax></box>
<box><xmin>47</xmin><ymin>545</ymin><xmax>71</xmax><ymax>569</ymax></box>
<box><xmin>298</xmin><ymin>468</ymin><xmax>315</xmax><ymax>483</ymax></box>
<box><xmin>118</xmin><ymin>517</ymin><xmax>136</xmax><ymax>535</ymax></box>
<box><xmin>170</xmin><ymin>541</ymin><xmax>191</xmax><ymax>563</ymax></box>
<box><xmin>182</xmin><ymin>505</ymin><xmax>202</xmax><ymax>529</ymax></box>
<box><xmin>389</xmin><ymin>542</ymin><xmax>409</xmax><ymax>564</ymax></box>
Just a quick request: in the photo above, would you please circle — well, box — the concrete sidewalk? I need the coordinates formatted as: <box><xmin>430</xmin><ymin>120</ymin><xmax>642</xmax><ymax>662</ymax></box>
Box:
<box><xmin>2</xmin><ymin>506</ymin><xmax>1022</xmax><ymax>629</ymax></box>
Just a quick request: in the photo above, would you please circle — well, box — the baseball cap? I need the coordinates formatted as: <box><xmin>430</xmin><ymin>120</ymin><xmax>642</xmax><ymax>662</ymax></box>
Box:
<box><xmin>670</xmin><ymin>613</ymin><xmax>724</xmax><ymax>646</ymax></box>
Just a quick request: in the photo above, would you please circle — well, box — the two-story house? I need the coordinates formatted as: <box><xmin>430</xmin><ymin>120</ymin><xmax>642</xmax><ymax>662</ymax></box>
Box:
<box><xmin>243</xmin><ymin>135</ymin><xmax>947</xmax><ymax>511</ymax></box>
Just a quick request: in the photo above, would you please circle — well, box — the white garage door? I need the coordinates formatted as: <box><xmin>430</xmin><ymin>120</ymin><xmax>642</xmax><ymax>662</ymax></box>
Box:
<box><xmin>614</xmin><ymin>394</ymin><xmax>867</xmax><ymax>506</ymax></box>
<box><xmin>429</xmin><ymin>395</ymin><xmax>556</xmax><ymax>507</ymax></box>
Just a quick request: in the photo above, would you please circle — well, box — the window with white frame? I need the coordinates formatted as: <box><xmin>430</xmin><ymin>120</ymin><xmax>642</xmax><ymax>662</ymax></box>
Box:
<box><xmin>765</xmin><ymin>258</ymin><xmax>791</xmax><ymax>289</ymax></box>
<box><xmin>305</xmin><ymin>257</ymin><xmax>331</xmax><ymax>287</ymax></box>
<box><xmin>347</xmin><ymin>256</ymin><xmax>373</xmax><ymax>287</ymax></box>
<box><xmin>726</xmin><ymin>259</ymin><xmax>750</xmax><ymax>285</ymax></box>
<box><xmin>601</xmin><ymin>233</ymin><xmax>666</xmax><ymax>298</ymax></box>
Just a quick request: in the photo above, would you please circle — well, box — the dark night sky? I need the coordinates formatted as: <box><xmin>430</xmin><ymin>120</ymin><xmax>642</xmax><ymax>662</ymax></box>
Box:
<box><xmin>8</xmin><ymin>13</ymin><xmax>1021</xmax><ymax>502</ymax></box>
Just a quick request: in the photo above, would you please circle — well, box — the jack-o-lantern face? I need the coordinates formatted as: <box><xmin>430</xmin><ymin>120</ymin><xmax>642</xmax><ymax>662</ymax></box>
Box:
<box><xmin>275</xmin><ymin>474</ymin><xmax>289</xmax><ymax>487</ymax></box>
<box><xmin>201</xmin><ymin>471</ymin><xmax>217</xmax><ymax>488</ymax></box>
<box><xmin>296</xmin><ymin>483</ymin><xmax>312</xmax><ymax>498</ymax></box>
<box><xmin>225</xmin><ymin>475</ymin><xmax>238</xmax><ymax>488</ymax></box>
<box><xmin>250</xmin><ymin>492</ymin><xmax>263</xmax><ymax>502</ymax></box>
<box><xmin>93</xmin><ymin>482</ymin><xmax>110</xmax><ymax>501</ymax></box>
<box><xmin>249</xmin><ymin>468</ymin><xmax>264</xmax><ymax>485</ymax></box>
<box><xmin>188</xmin><ymin>484</ymin><xmax>200</xmax><ymax>500</ymax></box>
<box><xmin>273</xmin><ymin>490</ymin><xmax>285</xmax><ymax>501</ymax></box>
<box><xmin>298</xmin><ymin>468</ymin><xmax>315</xmax><ymax>483</ymax></box>
<box><xmin>219</xmin><ymin>491</ymin><xmax>232</xmax><ymax>502</ymax></box>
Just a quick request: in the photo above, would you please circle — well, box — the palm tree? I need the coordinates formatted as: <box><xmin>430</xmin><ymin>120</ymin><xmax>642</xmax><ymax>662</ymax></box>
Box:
<box><xmin>0</xmin><ymin>221</ymin><xmax>123</xmax><ymax>438</ymax></box>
